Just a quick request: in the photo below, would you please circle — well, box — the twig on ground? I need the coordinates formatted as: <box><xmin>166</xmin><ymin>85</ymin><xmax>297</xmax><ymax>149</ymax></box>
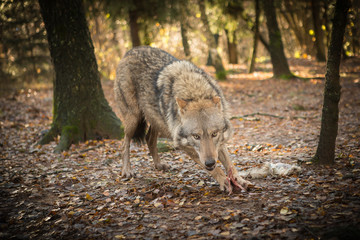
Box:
<box><xmin>292</xmin><ymin>116</ymin><xmax>318</xmax><ymax>120</ymax></box>
<box><xmin>70</xmin><ymin>143</ymin><xmax>105</xmax><ymax>155</ymax></box>
<box><xmin>231</xmin><ymin>112</ymin><xmax>285</xmax><ymax>120</ymax></box>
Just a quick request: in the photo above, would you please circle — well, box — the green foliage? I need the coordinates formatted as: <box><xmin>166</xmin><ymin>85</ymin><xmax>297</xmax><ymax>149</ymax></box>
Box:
<box><xmin>102</xmin><ymin>0</ymin><xmax>182</xmax><ymax>45</ymax></box>
<box><xmin>292</xmin><ymin>104</ymin><xmax>306</xmax><ymax>111</ymax></box>
<box><xmin>0</xmin><ymin>0</ymin><xmax>52</xmax><ymax>83</ymax></box>
<box><xmin>277</xmin><ymin>74</ymin><xmax>296</xmax><ymax>80</ymax></box>
<box><xmin>157</xmin><ymin>139</ymin><xmax>173</xmax><ymax>153</ymax></box>
<box><xmin>216</xmin><ymin>70</ymin><xmax>227</xmax><ymax>80</ymax></box>
<box><xmin>62</xmin><ymin>125</ymin><xmax>80</xmax><ymax>139</ymax></box>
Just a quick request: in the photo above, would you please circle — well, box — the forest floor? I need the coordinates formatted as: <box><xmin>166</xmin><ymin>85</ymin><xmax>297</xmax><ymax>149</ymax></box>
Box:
<box><xmin>1</xmin><ymin>58</ymin><xmax>360</xmax><ymax>239</ymax></box>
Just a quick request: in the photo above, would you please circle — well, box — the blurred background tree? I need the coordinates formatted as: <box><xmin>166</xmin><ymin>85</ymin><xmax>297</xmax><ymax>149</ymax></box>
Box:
<box><xmin>0</xmin><ymin>0</ymin><xmax>51</xmax><ymax>87</ymax></box>
<box><xmin>263</xmin><ymin>0</ymin><xmax>293</xmax><ymax>79</ymax></box>
<box><xmin>1</xmin><ymin>0</ymin><xmax>359</xmax><ymax>86</ymax></box>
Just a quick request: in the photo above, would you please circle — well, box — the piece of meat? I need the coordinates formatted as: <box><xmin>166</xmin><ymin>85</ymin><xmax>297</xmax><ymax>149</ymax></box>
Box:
<box><xmin>226</xmin><ymin>168</ymin><xmax>248</xmax><ymax>194</ymax></box>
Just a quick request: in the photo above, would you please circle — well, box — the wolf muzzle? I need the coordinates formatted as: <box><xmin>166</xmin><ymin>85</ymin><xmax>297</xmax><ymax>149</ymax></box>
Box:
<box><xmin>205</xmin><ymin>158</ymin><xmax>216</xmax><ymax>171</ymax></box>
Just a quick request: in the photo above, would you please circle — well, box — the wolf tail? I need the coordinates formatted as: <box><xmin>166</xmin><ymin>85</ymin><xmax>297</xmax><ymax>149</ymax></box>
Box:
<box><xmin>132</xmin><ymin>116</ymin><xmax>147</xmax><ymax>144</ymax></box>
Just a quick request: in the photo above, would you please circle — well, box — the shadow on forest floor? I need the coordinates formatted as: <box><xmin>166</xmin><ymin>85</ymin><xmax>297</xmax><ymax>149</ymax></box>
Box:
<box><xmin>1</xmin><ymin>57</ymin><xmax>360</xmax><ymax>239</ymax></box>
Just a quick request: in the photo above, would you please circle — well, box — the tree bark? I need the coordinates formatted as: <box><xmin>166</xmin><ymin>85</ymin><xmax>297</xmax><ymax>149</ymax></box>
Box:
<box><xmin>249</xmin><ymin>0</ymin><xmax>260</xmax><ymax>73</ymax></box>
<box><xmin>313</xmin><ymin>0</ymin><xmax>350</xmax><ymax>164</ymax></box>
<box><xmin>238</xmin><ymin>10</ymin><xmax>269</xmax><ymax>54</ymax></box>
<box><xmin>225</xmin><ymin>30</ymin><xmax>238</xmax><ymax>64</ymax></box>
<box><xmin>179</xmin><ymin>5</ymin><xmax>191</xmax><ymax>59</ymax></box>
<box><xmin>180</xmin><ymin>22</ymin><xmax>191</xmax><ymax>59</ymax></box>
<box><xmin>311</xmin><ymin>0</ymin><xmax>326</xmax><ymax>62</ymax></box>
<box><xmin>198</xmin><ymin>0</ymin><xmax>226</xmax><ymax>79</ymax></box>
<box><xmin>352</xmin><ymin>1</ymin><xmax>360</xmax><ymax>55</ymax></box>
<box><xmin>38</xmin><ymin>0</ymin><xmax>124</xmax><ymax>153</ymax></box>
<box><xmin>129</xmin><ymin>10</ymin><xmax>141</xmax><ymax>47</ymax></box>
<box><xmin>281</xmin><ymin>1</ymin><xmax>313</xmax><ymax>55</ymax></box>
<box><xmin>263</xmin><ymin>0</ymin><xmax>293</xmax><ymax>79</ymax></box>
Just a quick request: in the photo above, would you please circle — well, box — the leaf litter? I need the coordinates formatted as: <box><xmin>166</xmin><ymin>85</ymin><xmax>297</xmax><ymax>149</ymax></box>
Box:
<box><xmin>1</xmin><ymin>58</ymin><xmax>360</xmax><ymax>239</ymax></box>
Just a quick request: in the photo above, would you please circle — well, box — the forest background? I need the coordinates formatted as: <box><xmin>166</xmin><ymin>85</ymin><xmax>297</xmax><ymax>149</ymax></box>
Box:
<box><xmin>1</xmin><ymin>0</ymin><xmax>360</xmax><ymax>239</ymax></box>
<box><xmin>2</xmin><ymin>0</ymin><xmax>359</xmax><ymax>85</ymax></box>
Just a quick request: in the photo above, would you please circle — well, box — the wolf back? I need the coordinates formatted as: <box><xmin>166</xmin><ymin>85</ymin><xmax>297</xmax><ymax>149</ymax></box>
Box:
<box><xmin>114</xmin><ymin>46</ymin><xmax>231</xmax><ymax>144</ymax></box>
<box><xmin>114</xmin><ymin>46</ymin><xmax>251</xmax><ymax>192</ymax></box>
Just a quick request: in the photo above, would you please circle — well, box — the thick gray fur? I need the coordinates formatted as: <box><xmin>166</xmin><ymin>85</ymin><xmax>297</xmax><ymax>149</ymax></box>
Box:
<box><xmin>114</xmin><ymin>46</ymin><xmax>251</xmax><ymax>192</ymax></box>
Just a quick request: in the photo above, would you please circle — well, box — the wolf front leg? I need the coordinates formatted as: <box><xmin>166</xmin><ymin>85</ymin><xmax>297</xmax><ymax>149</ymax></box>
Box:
<box><xmin>218</xmin><ymin>146</ymin><xmax>252</xmax><ymax>191</ymax></box>
<box><xmin>182</xmin><ymin>147</ymin><xmax>231</xmax><ymax>192</ymax></box>
<box><xmin>145</xmin><ymin>126</ymin><xmax>170</xmax><ymax>171</ymax></box>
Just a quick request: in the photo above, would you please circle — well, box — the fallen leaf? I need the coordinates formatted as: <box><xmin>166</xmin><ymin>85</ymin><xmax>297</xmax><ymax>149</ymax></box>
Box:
<box><xmin>85</xmin><ymin>193</ymin><xmax>93</xmax><ymax>201</ymax></box>
<box><xmin>280</xmin><ymin>207</ymin><xmax>291</xmax><ymax>215</ymax></box>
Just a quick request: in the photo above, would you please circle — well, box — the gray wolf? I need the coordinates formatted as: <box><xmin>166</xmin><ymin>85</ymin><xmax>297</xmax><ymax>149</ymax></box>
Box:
<box><xmin>114</xmin><ymin>46</ymin><xmax>251</xmax><ymax>192</ymax></box>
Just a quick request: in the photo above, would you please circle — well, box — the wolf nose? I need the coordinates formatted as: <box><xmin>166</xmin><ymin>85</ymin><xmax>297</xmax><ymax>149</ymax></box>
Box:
<box><xmin>205</xmin><ymin>158</ymin><xmax>216</xmax><ymax>169</ymax></box>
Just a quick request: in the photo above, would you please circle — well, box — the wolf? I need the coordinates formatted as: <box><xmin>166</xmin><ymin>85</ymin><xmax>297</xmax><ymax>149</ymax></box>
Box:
<box><xmin>114</xmin><ymin>46</ymin><xmax>251</xmax><ymax>192</ymax></box>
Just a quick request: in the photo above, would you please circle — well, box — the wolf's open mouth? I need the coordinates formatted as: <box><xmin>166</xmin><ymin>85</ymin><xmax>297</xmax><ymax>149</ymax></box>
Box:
<box><xmin>206</xmin><ymin>166</ymin><xmax>215</xmax><ymax>171</ymax></box>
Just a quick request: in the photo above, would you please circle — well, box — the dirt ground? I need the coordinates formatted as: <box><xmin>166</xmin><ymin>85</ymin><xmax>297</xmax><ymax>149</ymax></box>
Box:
<box><xmin>1</xmin><ymin>58</ymin><xmax>360</xmax><ymax>239</ymax></box>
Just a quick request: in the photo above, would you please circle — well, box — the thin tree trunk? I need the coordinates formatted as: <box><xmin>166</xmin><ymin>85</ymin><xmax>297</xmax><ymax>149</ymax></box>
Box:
<box><xmin>198</xmin><ymin>0</ymin><xmax>226</xmax><ymax>79</ymax></box>
<box><xmin>180</xmin><ymin>22</ymin><xmax>191</xmax><ymax>59</ymax></box>
<box><xmin>180</xmin><ymin>5</ymin><xmax>191</xmax><ymax>59</ymax></box>
<box><xmin>323</xmin><ymin>1</ymin><xmax>330</xmax><ymax>49</ymax></box>
<box><xmin>313</xmin><ymin>0</ymin><xmax>350</xmax><ymax>164</ymax></box>
<box><xmin>239</xmin><ymin>8</ymin><xmax>270</xmax><ymax>53</ymax></box>
<box><xmin>38</xmin><ymin>0</ymin><xmax>124</xmax><ymax>153</ymax></box>
<box><xmin>352</xmin><ymin>2</ymin><xmax>360</xmax><ymax>55</ymax></box>
<box><xmin>263</xmin><ymin>0</ymin><xmax>293</xmax><ymax>79</ymax></box>
<box><xmin>22</xmin><ymin>0</ymin><xmax>37</xmax><ymax>82</ymax></box>
<box><xmin>129</xmin><ymin>10</ymin><xmax>141</xmax><ymax>47</ymax></box>
<box><xmin>281</xmin><ymin>9</ymin><xmax>305</xmax><ymax>53</ymax></box>
<box><xmin>281</xmin><ymin>1</ymin><xmax>313</xmax><ymax>55</ymax></box>
<box><xmin>225</xmin><ymin>30</ymin><xmax>238</xmax><ymax>64</ymax></box>
<box><xmin>249</xmin><ymin>0</ymin><xmax>260</xmax><ymax>73</ymax></box>
<box><xmin>311</xmin><ymin>0</ymin><xmax>326</xmax><ymax>62</ymax></box>
<box><xmin>258</xmin><ymin>34</ymin><xmax>270</xmax><ymax>52</ymax></box>
<box><xmin>143</xmin><ymin>24</ymin><xmax>151</xmax><ymax>46</ymax></box>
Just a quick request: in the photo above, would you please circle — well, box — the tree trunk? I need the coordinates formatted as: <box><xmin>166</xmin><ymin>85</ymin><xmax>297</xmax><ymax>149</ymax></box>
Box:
<box><xmin>225</xmin><ymin>30</ymin><xmax>238</xmax><ymax>64</ymax></box>
<box><xmin>313</xmin><ymin>0</ymin><xmax>350</xmax><ymax>164</ymax></box>
<box><xmin>179</xmin><ymin>5</ymin><xmax>191</xmax><ymax>59</ymax></box>
<box><xmin>180</xmin><ymin>22</ymin><xmax>191</xmax><ymax>59</ymax></box>
<box><xmin>311</xmin><ymin>0</ymin><xmax>326</xmax><ymax>62</ymax></box>
<box><xmin>198</xmin><ymin>0</ymin><xmax>226</xmax><ymax>80</ymax></box>
<box><xmin>263</xmin><ymin>0</ymin><xmax>293</xmax><ymax>79</ymax></box>
<box><xmin>143</xmin><ymin>24</ymin><xmax>152</xmax><ymax>46</ymax></box>
<box><xmin>38</xmin><ymin>0</ymin><xmax>124</xmax><ymax>153</ymax></box>
<box><xmin>249</xmin><ymin>0</ymin><xmax>260</xmax><ymax>73</ymax></box>
<box><xmin>281</xmin><ymin>1</ymin><xmax>313</xmax><ymax>55</ymax></box>
<box><xmin>129</xmin><ymin>10</ymin><xmax>141</xmax><ymax>47</ymax></box>
<box><xmin>323</xmin><ymin>1</ymin><xmax>330</xmax><ymax>48</ymax></box>
<box><xmin>352</xmin><ymin>1</ymin><xmax>360</xmax><ymax>55</ymax></box>
<box><xmin>238</xmin><ymin>7</ymin><xmax>270</xmax><ymax>53</ymax></box>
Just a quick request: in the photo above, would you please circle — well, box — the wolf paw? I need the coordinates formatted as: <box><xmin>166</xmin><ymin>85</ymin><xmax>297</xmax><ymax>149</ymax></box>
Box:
<box><xmin>121</xmin><ymin>168</ymin><xmax>135</xmax><ymax>178</ymax></box>
<box><xmin>226</xmin><ymin>169</ymin><xmax>253</xmax><ymax>194</ymax></box>
<box><xmin>155</xmin><ymin>162</ymin><xmax>170</xmax><ymax>171</ymax></box>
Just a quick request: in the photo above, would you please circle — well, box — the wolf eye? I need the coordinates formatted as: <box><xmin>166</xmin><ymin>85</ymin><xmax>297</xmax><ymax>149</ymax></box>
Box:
<box><xmin>192</xmin><ymin>134</ymin><xmax>201</xmax><ymax>140</ymax></box>
<box><xmin>211</xmin><ymin>132</ymin><xmax>218</xmax><ymax>138</ymax></box>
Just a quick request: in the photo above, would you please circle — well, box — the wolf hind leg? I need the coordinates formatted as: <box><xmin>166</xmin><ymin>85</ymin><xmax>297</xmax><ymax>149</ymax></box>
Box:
<box><xmin>122</xmin><ymin>134</ymin><xmax>135</xmax><ymax>178</ymax></box>
<box><xmin>146</xmin><ymin>126</ymin><xmax>170</xmax><ymax>171</ymax></box>
<box><xmin>182</xmin><ymin>147</ymin><xmax>229</xmax><ymax>192</ymax></box>
<box><xmin>121</xmin><ymin>115</ymin><xmax>143</xmax><ymax>178</ymax></box>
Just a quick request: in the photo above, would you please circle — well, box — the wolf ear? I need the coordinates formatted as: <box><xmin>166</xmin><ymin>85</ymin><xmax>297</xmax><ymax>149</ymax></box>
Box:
<box><xmin>212</xmin><ymin>96</ymin><xmax>221</xmax><ymax>108</ymax></box>
<box><xmin>176</xmin><ymin>98</ymin><xmax>188</xmax><ymax>113</ymax></box>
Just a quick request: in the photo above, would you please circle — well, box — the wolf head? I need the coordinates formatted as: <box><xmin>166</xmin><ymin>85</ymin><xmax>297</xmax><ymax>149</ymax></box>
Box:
<box><xmin>174</xmin><ymin>97</ymin><xmax>233</xmax><ymax>171</ymax></box>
